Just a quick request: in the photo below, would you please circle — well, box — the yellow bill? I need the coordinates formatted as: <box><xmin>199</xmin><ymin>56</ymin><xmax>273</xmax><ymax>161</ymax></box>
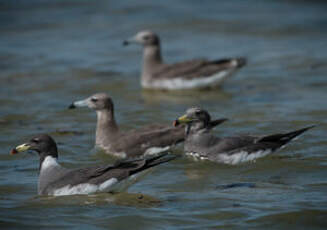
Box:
<box><xmin>177</xmin><ymin>115</ymin><xmax>193</xmax><ymax>123</ymax></box>
<box><xmin>10</xmin><ymin>143</ymin><xmax>31</xmax><ymax>155</ymax></box>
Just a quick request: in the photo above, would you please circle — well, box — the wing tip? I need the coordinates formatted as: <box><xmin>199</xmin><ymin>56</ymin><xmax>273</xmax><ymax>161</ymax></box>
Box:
<box><xmin>235</xmin><ymin>57</ymin><xmax>247</xmax><ymax>68</ymax></box>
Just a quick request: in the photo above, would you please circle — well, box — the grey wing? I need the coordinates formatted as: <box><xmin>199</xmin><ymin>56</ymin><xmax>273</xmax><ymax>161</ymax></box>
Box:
<box><xmin>207</xmin><ymin>135</ymin><xmax>258</xmax><ymax>154</ymax></box>
<box><xmin>153</xmin><ymin>58</ymin><xmax>240</xmax><ymax>80</ymax></box>
<box><xmin>113</xmin><ymin>124</ymin><xmax>185</xmax><ymax>157</ymax></box>
<box><xmin>43</xmin><ymin>154</ymin><xmax>175</xmax><ymax>194</ymax></box>
<box><xmin>43</xmin><ymin>164</ymin><xmax>120</xmax><ymax>193</ymax></box>
<box><xmin>220</xmin><ymin>125</ymin><xmax>316</xmax><ymax>155</ymax></box>
<box><xmin>152</xmin><ymin>59</ymin><xmax>208</xmax><ymax>79</ymax></box>
<box><xmin>226</xmin><ymin>142</ymin><xmax>281</xmax><ymax>155</ymax></box>
<box><xmin>222</xmin><ymin>125</ymin><xmax>316</xmax><ymax>155</ymax></box>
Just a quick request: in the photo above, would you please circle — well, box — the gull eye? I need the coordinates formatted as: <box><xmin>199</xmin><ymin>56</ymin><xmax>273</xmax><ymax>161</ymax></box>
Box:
<box><xmin>143</xmin><ymin>35</ymin><xmax>150</xmax><ymax>40</ymax></box>
<box><xmin>32</xmin><ymin>138</ymin><xmax>40</xmax><ymax>143</ymax></box>
<box><xmin>91</xmin><ymin>97</ymin><xmax>98</xmax><ymax>102</ymax></box>
<box><xmin>195</xmin><ymin>110</ymin><xmax>202</xmax><ymax>116</ymax></box>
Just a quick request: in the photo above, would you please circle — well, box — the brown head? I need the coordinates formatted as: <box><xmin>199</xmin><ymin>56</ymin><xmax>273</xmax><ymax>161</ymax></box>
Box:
<box><xmin>123</xmin><ymin>30</ymin><xmax>160</xmax><ymax>47</ymax></box>
<box><xmin>69</xmin><ymin>93</ymin><xmax>114</xmax><ymax>112</ymax></box>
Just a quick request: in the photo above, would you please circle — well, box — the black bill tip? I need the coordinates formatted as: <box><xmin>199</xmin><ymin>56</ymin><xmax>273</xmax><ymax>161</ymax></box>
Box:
<box><xmin>122</xmin><ymin>40</ymin><xmax>129</xmax><ymax>46</ymax></box>
<box><xmin>10</xmin><ymin>148</ymin><xmax>18</xmax><ymax>155</ymax></box>
<box><xmin>68</xmin><ymin>103</ymin><xmax>76</xmax><ymax>109</ymax></box>
<box><xmin>173</xmin><ymin>120</ymin><xmax>180</xmax><ymax>127</ymax></box>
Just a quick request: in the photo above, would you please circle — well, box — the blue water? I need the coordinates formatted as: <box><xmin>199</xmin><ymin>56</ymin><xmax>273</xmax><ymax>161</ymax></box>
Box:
<box><xmin>1</xmin><ymin>0</ymin><xmax>327</xmax><ymax>229</ymax></box>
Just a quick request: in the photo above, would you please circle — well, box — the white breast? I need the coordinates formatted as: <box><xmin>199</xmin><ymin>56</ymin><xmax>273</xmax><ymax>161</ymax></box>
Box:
<box><xmin>218</xmin><ymin>149</ymin><xmax>272</xmax><ymax>165</ymax></box>
<box><xmin>96</xmin><ymin>145</ymin><xmax>127</xmax><ymax>158</ymax></box>
<box><xmin>185</xmin><ymin>152</ymin><xmax>208</xmax><ymax>161</ymax></box>
<box><xmin>51</xmin><ymin>178</ymin><xmax>119</xmax><ymax>196</ymax></box>
<box><xmin>142</xmin><ymin>70</ymin><xmax>234</xmax><ymax>90</ymax></box>
<box><xmin>40</xmin><ymin>156</ymin><xmax>61</xmax><ymax>176</ymax></box>
<box><xmin>144</xmin><ymin>146</ymin><xmax>170</xmax><ymax>156</ymax></box>
<box><xmin>41</xmin><ymin>156</ymin><xmax>60</xmax><ymax>171</ymax></box>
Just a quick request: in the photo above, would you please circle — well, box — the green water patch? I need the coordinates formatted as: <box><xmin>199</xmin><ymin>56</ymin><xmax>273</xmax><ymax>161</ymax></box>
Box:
<box><xmin>20</xmin><ymin>192</ymin><xmax>162</xmax><ymax>208</ymax></box>
<box><xmin>247</xmin><ymin>209</ymin><xmax>327</xmax><ymax>230</ymax></box>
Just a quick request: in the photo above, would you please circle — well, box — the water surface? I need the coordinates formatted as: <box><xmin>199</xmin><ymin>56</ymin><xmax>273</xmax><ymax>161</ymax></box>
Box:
<box><xmin>1</xmin><ymin>0</ymin><xmax>327</xmax><ymax>229</ymax></box>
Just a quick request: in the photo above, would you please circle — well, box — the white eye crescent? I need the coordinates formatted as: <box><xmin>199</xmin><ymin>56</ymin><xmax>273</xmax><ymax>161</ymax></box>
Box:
<box><xmin>32</xmin><ymin>138</ymin><xmax>40</xmax><ymax>143</ymax></box>
<box><xmin>195</xmin><ymin>110</ymin><xmax>202</xmax><ymax>115</ymax></box>
<box><xmin>91</xmin><ymin>97</ymin><xmax>98</xmax><ymax>102</ymax></box>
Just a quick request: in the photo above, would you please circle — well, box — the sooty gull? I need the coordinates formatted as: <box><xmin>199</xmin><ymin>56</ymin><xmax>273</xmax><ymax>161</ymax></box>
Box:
<box><xmin>69</xmin><ymin>93</ymin><xmax>227</xmax><ymax>158</ymax></box>
<box><xmin>10</xmin><ymin>134</ymin><xmax>176</xmax><ymax>196</ymax></box>
<box><xmin>174</xmin><ymin>107</ymin><xmax>315</xmax><ymax>165</ymax></box>
<box><xmin>123</xmin><ymin>30</ymin><xmax>246</xmax><ymax>90</ymax></box>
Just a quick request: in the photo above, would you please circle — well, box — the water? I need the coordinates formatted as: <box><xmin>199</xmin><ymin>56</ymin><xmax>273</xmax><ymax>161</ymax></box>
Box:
<box><xmin>1</xmin><ymin>0</ymin><xmax>327</xmax><ymax>229</ymax></box>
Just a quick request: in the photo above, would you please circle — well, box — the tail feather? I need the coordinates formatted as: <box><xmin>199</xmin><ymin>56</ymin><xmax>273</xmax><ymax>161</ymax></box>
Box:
<box><xmin>210</xmin><ymin>57</ymin><xmax>246</xmax><ymax>68</ymax></box>
<box><xmin>234</xmin><ymin>57</ymin><xmax>247</xmax><ymax>68</ymax></box>
<box><xmin>130</xmin><ymin>153</ymin><xmax>178</xmax><ymax>175</ymax></box>
<box><xmin>259</xmin><ymin>125</ymin><xmax>315</xmax><ymax>145</ymax></box>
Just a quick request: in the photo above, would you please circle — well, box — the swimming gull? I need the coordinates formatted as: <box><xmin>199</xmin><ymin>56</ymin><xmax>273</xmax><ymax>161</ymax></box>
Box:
<box><xmin>10</xmin><ymin>134</ymin><xmax>177</xmax><ymax>196</ymax></box>
<box><xmin>174</xmin><ymin>107</ymin><xmax>315</xmax><ymax>165</ymax></box>
<box><xmin>69</xmin><ymin>93</ymin><xmax>227</xmax><ymax>158</ymax></box>
<box><xmin>123</xmin><ymin>30</ymin><xmax>246</xmax><ymax>90</ymax></box>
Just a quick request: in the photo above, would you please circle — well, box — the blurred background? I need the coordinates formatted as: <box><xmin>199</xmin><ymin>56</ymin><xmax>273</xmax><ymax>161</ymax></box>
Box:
<box><xmin>1</xmin><ymin>0</ymin><xmax>327</xmax><ymax>229</ymax></box>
